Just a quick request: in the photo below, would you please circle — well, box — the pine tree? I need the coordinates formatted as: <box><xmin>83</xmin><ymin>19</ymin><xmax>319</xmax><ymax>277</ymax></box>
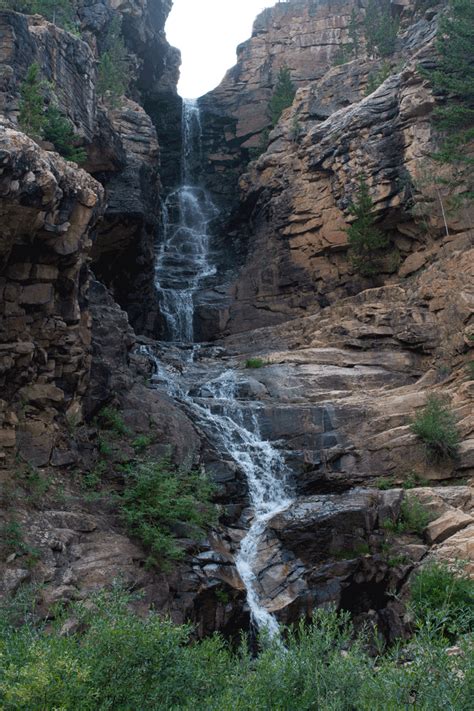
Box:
<box><xmin>268</xmin><ymin>66</ymin><xmax>296</xmax><ymax>127</ymax></box>
<box><xmin>346</xmin><ymin>176</ymin><xmax>389</xmax><ymax>277</ymax></box>
<box><xmin>364</xmin><ymin>0</ymin><xmax>399</xmax><ymax>58</ymax></box>
<box><xmin>427</xmin><ymin>0</ymin><xmax>474</xmax><ymax>161</ymax></box>
<box><xmin>97</xmin><ymin>15</ymin><xmax>131</xmax><ymax>105</ymax></box>
<box><xmin>348</xmin><ymin>9</ymin><xmax>360</xmax><ymax>58</ymax></box>
<box><xmin>18</xmin><ymin>63</ymin><xmax>46</xmax><ymax>139</ymax></box>
<box><xmin>43</xmin><ymin>105</ymin><xmax>86</xmax><ymax>163</ymax></box>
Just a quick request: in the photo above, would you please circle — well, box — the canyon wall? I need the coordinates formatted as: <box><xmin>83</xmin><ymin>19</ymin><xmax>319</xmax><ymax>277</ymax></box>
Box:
<box><xmin>0</xmin><ymin>0</ymin><xmax>473</xmax><ymax>640</ymax></box>
<box><xmin>0</xmin><ymin>0</ymin><xmax>181</xmax><ymax>463</ymax></box>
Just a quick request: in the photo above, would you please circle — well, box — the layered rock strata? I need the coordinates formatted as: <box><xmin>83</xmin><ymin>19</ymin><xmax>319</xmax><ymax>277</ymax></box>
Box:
<box><xmin>0</xmin><ymin>126</ymin><xmax>103</xmax><ymax>466</ymax></box>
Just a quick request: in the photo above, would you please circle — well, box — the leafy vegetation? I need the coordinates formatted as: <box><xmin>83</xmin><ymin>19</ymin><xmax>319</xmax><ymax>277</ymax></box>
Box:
<box><xmin>132</xmin><ymin>434</ymin><xmax>154</xmax><ymax>453</ymax></box>
<box><xmin>43</xmin><ymin>105</ymin><xmax>86</xmax><ymax>163</ymax></box>
<box><xmin>426</xmin><ymin>0</ymin><xmax>474</xmax><ymax>162</ymax></box>
<box><xmin>97</xmin><ymin>15</ymin><xmax>131</xmax><ymax>104</ymax></box>
<box><xmin>346</xmin><ymin>175</ymin><xmax>389</xmax><ymax>276</ymax></box>
<box><xmin>268</xmin><ymin>66</ymin><xmax>296</xmax><ymax>127</ymax></box>
<box><xmin>0</xmin><ymin>0</ymin><xmax>77</xmax><ymax>30</ymax></box>
<box><xmin>18</xmin><ymin>63</ymin><xmax>45</xmax><ymax>139</ymax></box>
<box><xmin>18</xmin><ymin>63</ymin><xmax>85</xmax><ymax>162</ymax></box>
<box><xmin>96</xmin><ymin>406</ymin><xmax>130</xmax><ymax>437</ymax></box>
<box><xmin>410</xmin><ymin>561</ymin><xmax>474</xmax><ymax>637</ymax></box>
<box><xmin>119</xmin><ymin>459</ymin><xmax>216</xmax><ymax>569</ymax></box>
<box><xmin>0</xmin><ymin>588</ymin><xmax>472</xmax><ymax>710</ymax></box>
<box><xmin>332</xmin><ymin>9</ymin><xmax>360</xmax><ymax>66</ymax></box>
<box><xmin>410</xmin><ymin>395</ymin><xmax>460</xmax><ymax>462</ymax></box>
<box><xmin>0</xmin><ymin>521</ymin><xmax>39</xmax><ymax>567</ymax></box>
<box><xmin>382</xmin><ymin>497</ymin><xmax>433</xmax><ymax>536</ymax></box>
<box><xmin>373</xmin><ymin>475</ymin><xmax>396</xmax><ymax>490</ymax></box>
<box><xmin>244</xmin><ymin>357</ymin><xmax>267</xmax><ymax>369</ymax></box>
<box><xmin>365</xmin><ymin>61</ymin><xmax>392</xmax><ymax>96</ymax></box>
<box><xmin>364</xmin><ymin>0</ymin><xmax>399</xmax><ymax>58</ymax></box>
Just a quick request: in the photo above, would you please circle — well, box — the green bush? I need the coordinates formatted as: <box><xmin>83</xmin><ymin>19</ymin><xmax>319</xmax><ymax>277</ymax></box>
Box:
<box><xmin>410</xmin><ymin>395</ymin><xmax>460</xmax><ymax>461</ymax></box>
<box><xmin>365</xmin><ymin>61</ymin><xmax>392</xmax><ymax>96</ymax></box>
<box><xmin>410</xmin><ymin>561</ymin><xmax>474</xmax><ymax>636</ymax></box>
<box><xmin>364</xmin><ymin>0</ymin><xmax>399</xmax><ymax>58</ymax></box>
<box><xmin>346</xmin><ymin>175</ymin><xmax>389</xmax><ymax>276</ymax></box>
<box><xmin>373</xmin><ymin>476</ymin><xmax>396</xmax><ymax>490</ymax></box>
<box><xmin>244</xmin><ymin>357</ymin><xmax>267</xmax><ymax>369</ymax></box>
<box><xmin>97</xmin><ymin>406</ymin><xmax>130</xmax><ymax>436</ymax></box>
<box><xmin>382</xmin><ymin>497</ymin><xmax>433</xmax><ymax>536</ymax></box>
<box><xmin>0</xmin><ymin>591</ymin><xmax>472</xmax><ymax>710</ymax></box>
<box><xmin>399</xmin><ymin>497</ymin><xmax>434</xmax><ymax>535</ymax></box>
<box><xmin>119</xmin><ymin>459</ymin><xmax>216</xmax><ymax>569</ymax></box>
<box><xmin>268</xmin><ymin>66</ymin><xmax>296</xmax><ymax>127</ymax></box>
<box><xmin>132</xmin><ymin>434</ymin><xmax>154</xmax><ymax>453</ymax></box>
<box><xmin>43</xmin><ymin>105</ymin><xmax>86</xmax><ymax>163</ymax></box>
<box><xmin>425</xmin><ymin>0</ymin><xmax>474</xmax><ymax>162</ymax></box>
<box><xmin>97</xmin><ymin>15</ymin><xmax>131</xmax><ymax>104</ymax></box>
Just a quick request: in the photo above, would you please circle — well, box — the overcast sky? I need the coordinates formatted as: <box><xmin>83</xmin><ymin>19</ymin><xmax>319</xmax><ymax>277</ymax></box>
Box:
<box><xmin>166</xmin><ymin>0</ymin><xmax>277</xmax><ymax>98</ymax></box>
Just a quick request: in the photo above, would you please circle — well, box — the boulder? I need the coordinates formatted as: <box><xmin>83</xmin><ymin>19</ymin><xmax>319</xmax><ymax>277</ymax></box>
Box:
<box><xmin>426</xmin><ymin>510</ymin><xmax>473</xmax><ymax>545</ymax></box>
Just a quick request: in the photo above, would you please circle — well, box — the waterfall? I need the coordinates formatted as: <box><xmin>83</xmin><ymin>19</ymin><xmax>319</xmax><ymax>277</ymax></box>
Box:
<box><xmin>155</xmin><ymin>99</ymin><xmax>217</xmax><ymax>342</ymax></box>
<box><xmin>150</xmin><ymin>99</ymin><xmax>295</xmax><ymax>639</ymax></box>
<box><xmin>199</xmin><ymin>370</ymin><xmax>293</xmax><ymax>637</ymax></box>
<box><xmin>141</xmin><ymin>349</ymin><xmax>293</xmax><ymax>638</ymax></box>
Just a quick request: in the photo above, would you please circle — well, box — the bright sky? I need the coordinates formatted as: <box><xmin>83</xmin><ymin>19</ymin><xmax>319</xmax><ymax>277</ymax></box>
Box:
<box><xmin>166</xmin><ymin>0</ymin><xmax>277</xmax><ymax>99</ymax></box>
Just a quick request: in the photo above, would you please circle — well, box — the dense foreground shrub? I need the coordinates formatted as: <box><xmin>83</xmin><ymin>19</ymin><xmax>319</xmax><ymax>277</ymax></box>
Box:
<box><xmin>410</xmin><ymin>561</ymin><xmax>474</xmax><ymax>637</ymax></box>
<box><xmin>1</xmin><ymin>586</ymin><xmax>473</xmax><ymax>710</ymax></box>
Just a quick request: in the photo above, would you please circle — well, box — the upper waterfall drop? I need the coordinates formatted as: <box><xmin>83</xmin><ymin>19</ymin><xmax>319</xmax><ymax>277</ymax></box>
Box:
<box><xmin>155</xmin><ymin>99</ymin><xmax>217</xmax><ymax>343</ymax></box>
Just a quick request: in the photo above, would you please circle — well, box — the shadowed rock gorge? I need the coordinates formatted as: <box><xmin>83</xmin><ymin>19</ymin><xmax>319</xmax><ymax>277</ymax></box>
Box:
<box><xmin>0</xmin><ymin>0</ymin><xmax>473</xmax><ymax>656</ymax></box>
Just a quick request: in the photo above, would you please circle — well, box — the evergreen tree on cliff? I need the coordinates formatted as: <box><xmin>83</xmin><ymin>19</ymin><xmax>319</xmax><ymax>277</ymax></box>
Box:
<box><xmin>269</xmin><ymin>66</ymin><xmax>296</xmax><ymax>127</ymax></box>
<box><xmin>346</xmin><ymin>176</ymin><xmax>389</xmax><ymax>277</ymax></box>
<box><xmin>428</xmin><ymin>0</ymin><xmax>474</xmax><ymax>161</ymax></box>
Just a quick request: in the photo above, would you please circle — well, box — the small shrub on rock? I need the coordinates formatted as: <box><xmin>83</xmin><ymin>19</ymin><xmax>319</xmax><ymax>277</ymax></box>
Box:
<box><xmin>410</xmin><ymin>395</ymin><xmax>460</xmax><ymax>461</ymax></box>
<box><xmin>245</xmin><ymin>357</ymin><xmax>266</xmax><ymax>369</ymax></box>
<box><xmin>119</xmin><ymin>459</ymin><xmax>216</xmax><ymax>569</ymax></box>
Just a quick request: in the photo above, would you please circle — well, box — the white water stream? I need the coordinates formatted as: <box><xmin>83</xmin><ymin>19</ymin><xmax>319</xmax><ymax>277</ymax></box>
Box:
<box><xmin>152</xmin><ymin>99</ymin><xmax>294</xmax><ymax>637</ymax></box>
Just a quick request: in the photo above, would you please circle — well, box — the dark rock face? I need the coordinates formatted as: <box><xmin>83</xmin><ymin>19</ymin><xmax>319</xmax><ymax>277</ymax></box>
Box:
<box><xmin>91</xmin><ymin>99</ymin><xmax>162</xmax><ymax>334</ymax></box>
<box><xmin>0</xmin><ymin>126</ymin><xmax>103</xmax><ymax>466</ymax></box>
<box><xmin>0</xmin><ymin>4</ymin><xmax>182</xmax><ymax>337</ymax></box>
<box><xmin>0</xmin><ymin>11</ymin><xmax>96</xmax><ymax>139</ymax></box>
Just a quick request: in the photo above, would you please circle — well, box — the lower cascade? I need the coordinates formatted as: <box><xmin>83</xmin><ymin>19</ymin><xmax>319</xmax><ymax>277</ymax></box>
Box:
<box><xmin>143</xmin><ymin>350</ymin><xmax>294</xmax><ymax>637</ymax></box>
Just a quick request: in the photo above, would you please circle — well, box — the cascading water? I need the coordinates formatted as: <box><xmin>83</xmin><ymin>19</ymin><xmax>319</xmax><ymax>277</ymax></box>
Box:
<box><xmin>142</xmin><ymin>351</ymin><xmax>294</xmax><ymax>637</ymax></box>
<box><xmin>151</xmin><ymin>99</ymin><xmax>294</xmax><ymax>638</ymax></box>
<box><xmin>155</xmin><ymin>100</ymin><xmax>217</xmax><ymax>342</ymax></box>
